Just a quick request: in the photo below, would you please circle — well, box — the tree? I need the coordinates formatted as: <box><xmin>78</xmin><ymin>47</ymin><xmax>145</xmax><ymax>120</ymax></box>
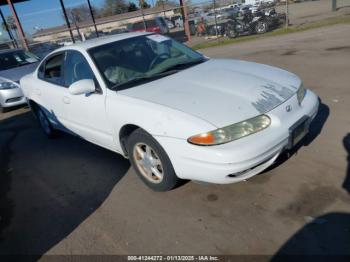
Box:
<box><xmin>66</xmin><ymin>8</ymin><xmax>87</xmax><ymax>24</ymax></box>
<box><xmin>155</xmin><ymin>0</ymin><xmax>166</xmax><ymax>7</ymax></box>
<box><xmin>1</xmin><ymin>16</ymin><xmax>18</xmax><ymax>39</ymax></box>
<box><xmin>128</xmin><ymin>2</ymin><xmax>138</xmax><ymax>12</ymax></box>
<box><xmin>63</xmin><ymin>4</ymin><xmax>100</xmax><ymax>24</ymax></box>
<box><xmin>139</xmin><ymin>0</ymin><xmax>151</xmax><ymax>9</ymax></box>
<box><xmin>155</xmin><ymin>0</ymin><xmax>177</xmax><ymax>7</ymax></box>
<box><xmin>102</xmin><ymin>0</ymin><xmax>128</xmax><ymax>16</ymax></box>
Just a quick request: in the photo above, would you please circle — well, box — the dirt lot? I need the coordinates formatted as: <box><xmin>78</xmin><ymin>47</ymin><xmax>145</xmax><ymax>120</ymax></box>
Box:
<box><xmin>187</xmin><ymin>0</ymin><xmax>350</xmax><ymax>47</ymax></box>
<box><xmin>0</xmin><ymin>23</ymin><xmax>349</xmax><ymax>258</ymax></box>
<box><xmin>275</xmin><ymin>0</ymin><xmax>350</xmax><ymax>26</ymax></box>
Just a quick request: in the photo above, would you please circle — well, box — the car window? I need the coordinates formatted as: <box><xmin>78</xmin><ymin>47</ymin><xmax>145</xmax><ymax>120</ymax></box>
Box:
<box><xmin>0</xmin><ymin>50</ymin><xmax>39</xmax><ymax>71</ymax></box>
<box><xmin>133</xmin><ymin>22</ymin><xmax>145</xmax><ymax>30</ymax></box>
<box><xmin>88</xmin><ymin>34</ymin><xmax>204</xmax><ymax>89</ymax></box>
<box><xmin>43</xmin><ymin>53</ymin><xmax>65</xmax><ymax>85</ymax></box>
<box><xmin>64</xmin><ymin>51</ymin><xmax>94</xmax><ymax>87</ymax></box>
<box><xmin>145</xmin><ymin>20</ymin><xmax>157</xmax><ymax>28</ymax></box>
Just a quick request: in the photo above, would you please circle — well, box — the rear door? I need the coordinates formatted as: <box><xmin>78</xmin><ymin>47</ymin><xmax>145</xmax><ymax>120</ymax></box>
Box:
<box><xmin>35</xmin><ymin>52</ymin><xmax>68</xmax><ymax>128</ymax></box>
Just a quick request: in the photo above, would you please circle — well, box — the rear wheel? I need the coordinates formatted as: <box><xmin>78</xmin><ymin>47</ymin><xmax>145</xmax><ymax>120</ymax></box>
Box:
<box><xmin>127</xmin><ymin>129</ymin><xmax>182</xmax><ymax>191</ymax></box>
<box><xmin>36</xmin><ymin>107</ymin><xmax>55</xmax><ymax>138</ymax></box>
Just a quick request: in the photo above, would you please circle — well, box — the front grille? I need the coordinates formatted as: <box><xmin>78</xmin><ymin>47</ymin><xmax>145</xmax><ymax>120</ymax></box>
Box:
<box><xmin>6</xmin><ymin>97</ymin><xmax>22</xmax><ymax>103</ymax></box>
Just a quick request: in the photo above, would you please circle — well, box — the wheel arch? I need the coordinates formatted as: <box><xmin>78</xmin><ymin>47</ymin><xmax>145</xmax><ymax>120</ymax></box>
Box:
<box><xmin>27</xmin><ymin>99</ymin><xmax>40</xmax><ymax>116</ymax></box>
<box><xmin>119</xmin><ymin>124</ymin><xmax>141</xmax><ymax>156</ymax></box>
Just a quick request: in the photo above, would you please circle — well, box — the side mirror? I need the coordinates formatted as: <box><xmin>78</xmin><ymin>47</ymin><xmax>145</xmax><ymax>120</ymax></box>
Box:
<box><xmin>69</xmin><ymin>79</ymin><xmax>95</xmax><ymax>95</ymax></box>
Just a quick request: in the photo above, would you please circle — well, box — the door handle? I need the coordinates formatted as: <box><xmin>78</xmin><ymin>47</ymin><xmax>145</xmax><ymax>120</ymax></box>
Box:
<box><xmin>34</xmin><ymin>89</ymin><xmax>41</xmax><ymax>96</ymax></box>
<box><xmin>63</xmin><ymin>96</ymin><xmax>70</xmax><ymax>104</ymax></box>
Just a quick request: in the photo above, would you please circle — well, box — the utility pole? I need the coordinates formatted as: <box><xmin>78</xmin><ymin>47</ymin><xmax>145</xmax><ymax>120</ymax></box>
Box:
<box><xmin>87</xmin><ymin>0</ymin><xmax>99</xmax><ymax>37</ymax></box>
<box><xmin>6</xmin><ymin>0</ymin><xmax>28</xmax><ymax>50</ymax></box>
<box><xmin>285</xmin><ymin>0</ymin><xmax>289</xmax><ymax>28</ymax></box>
<box><xmin>0</xmin><ymin>7</ymin><xmax>17</xmax><ymax>48</ymax></box>
<box><xmin>162</xmin><ymin>1</ymin><xmax>166</xmax><ymax>18</ymax></box>
<box><xmin>213</xmin><ymin>0</ymin><xmax>219</xmax><ymax>39</ymax></box>
<box><xmin>332</xmin><ymin>0</ymin><xmax>337</xmax><ymax>11</ymax></box>
<box><xmin>139</xmin><ymin>0</ymin><xmax>147</xmax><ymax>31</ymax></box>
<box><xmin>180</xmin><ymin>0</ymin><xmax>191</xmax><ymax>41</ymax></box>
<box><xmin>59</xmin><ymin>0</ymin><xmax>75</xmax><ymax>43</ymax></box>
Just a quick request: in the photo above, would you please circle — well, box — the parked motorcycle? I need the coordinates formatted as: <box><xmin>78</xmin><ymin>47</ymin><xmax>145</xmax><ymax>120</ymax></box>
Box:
<box><xmin>225</xmin><ymin>10</ymin><xmax>270</xmax><ymax>38</ymax></box>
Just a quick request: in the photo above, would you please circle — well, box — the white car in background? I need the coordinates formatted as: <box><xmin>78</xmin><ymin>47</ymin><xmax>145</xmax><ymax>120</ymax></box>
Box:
<box><xmin>170</xmin><ymin>15</ymin><xmax>184</xmax><ymax>28</ymax></box>
<box><xmin>174</xmin><ymin>17</ymin><xmax>183</xmax><ymax>28</ymax></box>
<box><xmin>0</xmin><ymin>49</ymin><xmax>40</xmax><ymax>112</ymax></box>
<box><xmin>20</xmin><ymin>33</ymin><xmax>319</xmax><ymax>191</ymax></box>
<box><xmin>165</xmin><ymin>18</ymin><xmax>175</xmax><ymax>29</ymax></box>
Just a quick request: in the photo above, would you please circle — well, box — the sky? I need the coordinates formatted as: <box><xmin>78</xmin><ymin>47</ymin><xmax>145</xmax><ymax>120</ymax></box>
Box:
<box><xmin>0</xmin><ymin>0</ymin><xmax>133</xmax><ymax>35</ymax></box>
<box><xmin>0</xmin><ymin>0</ymin><xmax>209</xmax><ymax>39</ymax></box>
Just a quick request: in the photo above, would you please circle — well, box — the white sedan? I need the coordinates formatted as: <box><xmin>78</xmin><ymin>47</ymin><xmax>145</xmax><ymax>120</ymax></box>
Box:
<box><xmin>20</xmin><ymin>32</ymin><xmax>319</xmax><ymax>191</ymax></box>
<box><xmin>0</xmin><ymin>49</ymin><xmax>39</xmax><ymax>112</ymax></box>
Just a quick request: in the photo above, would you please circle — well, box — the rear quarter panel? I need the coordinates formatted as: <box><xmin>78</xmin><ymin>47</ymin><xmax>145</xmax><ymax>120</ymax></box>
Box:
<box><xmin>20</xmin><ymin>73</ymin><xmax>36</xmax><ymax>100</ymax></box>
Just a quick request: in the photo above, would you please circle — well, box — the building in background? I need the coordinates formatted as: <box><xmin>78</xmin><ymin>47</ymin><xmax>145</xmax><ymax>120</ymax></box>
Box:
<box><xmin>32</xmin><ymin>4</ymin><xmax>177</xmax><ymax>44</ymax></box>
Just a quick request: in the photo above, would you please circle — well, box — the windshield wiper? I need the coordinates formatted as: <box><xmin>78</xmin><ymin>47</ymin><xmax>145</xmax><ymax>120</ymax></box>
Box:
<box><xmin>111</xmin><ymin>70</ymin><xmax>178</xmax><ymax>90</ymax></box>
<box><xmin>16</xmin><ymin>62</ymin><xmax>31</xmax><ymax>67</ymax></box>
<box><xmin>110</xmin><ymin>59</ymin><xmax>206</xmax><ymax>90</ymax></box>
<box><xmin>159</xmin><ymin>58</ymin><xmax>206</xmax><ymax>74</ymax></box>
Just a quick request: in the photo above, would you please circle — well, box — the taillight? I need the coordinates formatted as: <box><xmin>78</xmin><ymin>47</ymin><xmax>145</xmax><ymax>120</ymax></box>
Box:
<box><xmin>152</xmin><ymin>27</ymin><xmax>161</xmax><ymax>33</ymax></box>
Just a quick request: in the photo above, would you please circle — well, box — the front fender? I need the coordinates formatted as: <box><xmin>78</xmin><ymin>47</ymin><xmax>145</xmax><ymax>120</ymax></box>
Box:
<box><xmin>106</xmin><ymin>90</ymin><xmax>216</xmax><ymax>151</ymax></box>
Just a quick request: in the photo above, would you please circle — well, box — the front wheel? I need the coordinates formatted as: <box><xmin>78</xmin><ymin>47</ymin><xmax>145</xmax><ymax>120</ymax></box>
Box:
<box><xmin>0</xmin><ymin>105</ymin><xmax>7</xmax><ymax>113</ymax></box>
<box><xmin>127</xmin><ymin>129</ymin><xmax>182</xmax><ymax>191</ymax></box>
<box><xmin>226</xmin><ymin>26</ymin><xmax>238</xmax><ymax>38</ymax></box>
<box><xmin>255</xmin><ymin>21</ymin><xmax>268</xmax><ymax>34</ymax></box>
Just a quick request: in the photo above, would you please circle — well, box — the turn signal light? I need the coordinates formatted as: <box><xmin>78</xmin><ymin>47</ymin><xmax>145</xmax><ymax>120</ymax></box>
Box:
<box><xmin>188</xmin><ymin>133</ymin><xmax>215</xmax><ymax>145</ymax></box>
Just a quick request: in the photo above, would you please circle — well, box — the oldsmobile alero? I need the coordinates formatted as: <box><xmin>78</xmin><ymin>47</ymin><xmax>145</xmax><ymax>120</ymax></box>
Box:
<box><xmin>20</xmin><ymin>33</ymin><xmax>319</xmax><ymax>191</ymax></box>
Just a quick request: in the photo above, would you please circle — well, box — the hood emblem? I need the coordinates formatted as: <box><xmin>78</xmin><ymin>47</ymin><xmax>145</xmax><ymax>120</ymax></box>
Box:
<box><xmin>286</xmin><ymin>105</ymin><xmax>292</xmax><ymax>112</ymax></box>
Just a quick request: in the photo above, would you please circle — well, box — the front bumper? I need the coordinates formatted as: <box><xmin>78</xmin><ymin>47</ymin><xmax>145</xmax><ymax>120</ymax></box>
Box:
<box><xmin>155</xmin><ymin>89</ymin><xmax>319</xmax><ymax>184</ymax></box>
<box><xmin>0</xmin><ymin>88</ymin><xmax>26</xmax><ymax>108</ymax></box>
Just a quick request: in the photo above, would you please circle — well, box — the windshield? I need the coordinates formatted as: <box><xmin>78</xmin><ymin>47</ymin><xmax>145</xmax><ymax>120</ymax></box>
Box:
<box><xmin>0</xmin><ymin>50</ymin><xmax>39</xmax><ymax>71</ymax></box>
<box><xmin>88</xmin><ymin>34</ymin><xmax>205</xmax><ymax>89</ymax></box>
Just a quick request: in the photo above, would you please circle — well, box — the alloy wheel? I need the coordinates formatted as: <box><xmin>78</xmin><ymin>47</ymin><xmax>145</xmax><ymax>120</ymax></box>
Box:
<box><xmin>257</xmin><ymin>23</ymin><xmax>266</xmax><ymax>33</ymax></box>
<box><xmin>133</xmin><ymin>143</ymin><xmax>164</xmax><ymax>184</ymax></box>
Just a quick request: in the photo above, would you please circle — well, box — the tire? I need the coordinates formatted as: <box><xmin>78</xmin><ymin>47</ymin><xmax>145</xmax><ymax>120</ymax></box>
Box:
<box><xmin>189</xmin><ymin>24</ymin><xmax>196</xmax><ymax>35</ymax></box>
<box><xmin>226</xmin><ymin>26</ymin><xmax>238</xmax><ymax>38</ymax></box>
<box><xmin>0</xmin><ymin>106</ymin><xmax>7</xmax><ymax>113</ymax></box>
<box><xmin>208</xmin><ymin>27</ymin><xmax>217</xmax><ymax>36</ymax></box>
<box><xmin>255</xmin><ymin>21</ymin><xmax>268</xmax><ymax>34</ymax></box>
<box><xmin>35</xmin><ymin>107</ymin><xmax>55</xmax><ymax>138</ymax></box>
<box><xmin>127</xmin><ymin>128</ymin><xmax>182</xmax><ymax>192</ymax></box>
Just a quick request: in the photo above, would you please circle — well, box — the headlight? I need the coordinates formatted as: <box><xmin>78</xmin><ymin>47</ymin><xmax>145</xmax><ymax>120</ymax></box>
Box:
<box><xmin>297</xmin><ymin>84</ymin><xmax>306</xmax><ymax>104</ymax></box>
<box><xmin>188</xmin><ymin>114</ymin><xmax>271</xmax><ymax>146</ymax></box>
<box><xmin>0</xmin><ymin>78</ymin><xmax>19</xmax><ymax>90</ymax></box>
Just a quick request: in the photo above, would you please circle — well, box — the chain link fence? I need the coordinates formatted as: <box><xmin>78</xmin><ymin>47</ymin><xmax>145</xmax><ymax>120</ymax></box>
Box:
<box><xmin>0</xmin><ymin>0</ymin><xmax>349</xmax><ymax>56</ymax></box>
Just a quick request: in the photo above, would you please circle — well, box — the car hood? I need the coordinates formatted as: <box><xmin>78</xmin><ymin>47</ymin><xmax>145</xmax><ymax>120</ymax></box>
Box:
<box><xmin>119</xmin><ymin>59</ymin><xmax>302</xmax><ymax>127</ymax></box>
<box><xmin>0</xmin><ymin>62</ymin><xmax>38</xmax><ymax>82</ymax></box>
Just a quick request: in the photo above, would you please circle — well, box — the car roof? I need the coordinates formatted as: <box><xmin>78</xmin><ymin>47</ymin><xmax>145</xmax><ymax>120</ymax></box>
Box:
<box><xmin>54</xmin><ymin>32</ymin><xmax>151</xmax><ymax>53</ymax></box>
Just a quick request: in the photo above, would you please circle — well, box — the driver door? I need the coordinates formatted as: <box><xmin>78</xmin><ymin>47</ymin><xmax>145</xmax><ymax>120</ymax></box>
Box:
<box><xmin>62</xmin><ymin>50</ymin><xmax>114</xmax><ymax>150</ymax></box>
